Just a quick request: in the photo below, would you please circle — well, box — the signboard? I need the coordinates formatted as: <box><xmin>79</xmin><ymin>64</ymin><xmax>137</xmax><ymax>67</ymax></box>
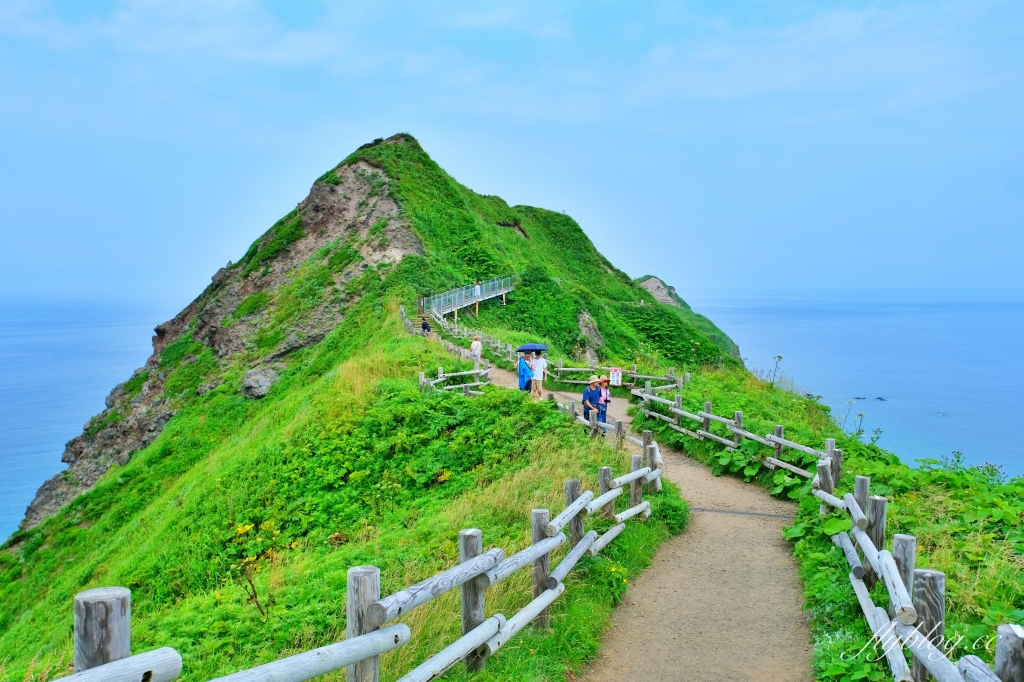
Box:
<box><xmin>609</xmin><ymin>367</ymin><xmax>622</xmax><ymax>386</ymax></box>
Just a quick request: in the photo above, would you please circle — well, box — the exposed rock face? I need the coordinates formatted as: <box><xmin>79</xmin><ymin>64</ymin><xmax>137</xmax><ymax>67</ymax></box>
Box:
<box><xmin>575</xmin><ymin>311</ymin><xmax>604</xmax><ymax>365</ymax></box>
<box><xmin>20</xmin><ymin>137</ymin><xmax>426</xmax><ymax>532</ymax></box>
<box><xmin>242</xmin><ymin>368</ymin><xmax>278</xmax><ymax>399</ymax></box>
<box><xmin>639</xmin><ymin>276</ymin><xmax>681</xmax><ymax>306</ymax></box>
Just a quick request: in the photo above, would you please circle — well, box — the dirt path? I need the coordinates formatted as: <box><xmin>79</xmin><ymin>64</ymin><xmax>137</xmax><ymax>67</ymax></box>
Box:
<box><xmin>486</xmin><ymin>365</ymin><xmax>813</xmax><ymax>679</ymax></box>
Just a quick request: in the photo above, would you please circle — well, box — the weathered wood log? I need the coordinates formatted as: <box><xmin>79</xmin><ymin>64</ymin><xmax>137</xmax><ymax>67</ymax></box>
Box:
<box><xmin>545</xmin><ymin>488</ymin><xmax>594</xmax><ymax>538</ymax></box>
<box><xmin>762</xmin><ymin>457</ymin><xmax>813</xmax><ymax>478</ymax></box>
<box><xmin>641</xmin><ymin>468</ymin><xmax>664</xmax><ymax>485</ymax></box>
<box><xmin>57</xmin><ymin>649</ymin><xmax>182</xmax><ymax>682</ymax></box>
<box><xmin>669</xmin><ymin>406</ymin><xmax>704</xmax><ymax>423</ymax></box>
<box><xmin>586</xmin><ymin>486</ymin><xmax>623</xmax><ymax>516</ymax></box>
<box><xmin>645</xmin><ymin>444</ymin><xmax>661</xmax><ymax>493</ymax></box>
<box><xmin>765</xmin><ymin>433</ymin><xmax>827</xmax><ymax>458</ymax></box>
<box><xmin>531</xmin><ymin>509</ymin><xmax>551</xmax><ymax>629</ymax></box>
<box><xmin>958</xmin><ymin>656</ymin><xmax>1002</xmax><ymax>682</ymax></box>
<box><xmin>639</xmin><ymin>393</ymin><xmax>675</xmax><ymax>407</ymax></box>
<box><xmin>844</xmin><ymin>493</ymin><xmax>869</xmax><ymax>529</ymax></box>
<box><xmin>879</xmin><ymin>551</ymin><xmax>917</xmax><ymax>625</ymax></box>
<box><xmin>851</xmin><ymin>526</ymin><xmax>881</xmax><ymax>572</ymax></box>
<box><xmin>545</xmin><ymin>530</ymin><xmax>598</xmax><ymax>589</ymax></box>
<box><xmin>995</xmin><ymin>623</ymin><xmax>1024</xmax><ymax>682</ymax></box>
<box><xmin>476</xmin><ymin>534</ymin><xmax>565</xmax><ymax>588</ymax></box>
<box><xmin>598</xmin><ymin>466</ymin><xmax>615</xmax><ymax>517</ymax></box>
<box><xmin>702</xmin><ymin>402</ymin><xmax>713</xmax><ymax>432</ymax></box>
<box><xmin>614</xmin><ymin>420</ymin><xmax>624</xmax><ymax>450</ymax></box>
<box><xmin>832</xmin><ymin>533</ymin><xmax>864</xmax><ymax>578</ymax></box>
<box><xmin>566</xmin><ymin>480</ymin><xmax>586</xmax><ymax>546</ymax></box>
<box><xmin>772</xmin><ymin>425</ymin><xmax>785</xmax><ymax>461</ymax></box>
<box><xmin>912</xmin><ymin>569</ymin><xmax>946</xmax><ymax>682</ymax></box>
<box><xmin>892</xmin><ymin>534</ymin><xmax>917</xmax><ymax>613</ymax></box>
<box><xmin>696</xmin><ymin>429</ymin><xmax>737</xmax><ymax>449</ymax></box>
<box><xmin>212</xmin><ymin>627</ymin><xmax>409</xmax><ymax>682</ymax></box>
<box><xmin>733</xmin><ymin>411</ymin><xmax>743</xmax><ymax>448</ymax></box>
<box><xmin>629</xmin><ymin>455</ymin><xmax>643</xmax><ymax>507</ymax></box>
<box><xmin>848</xmin><ymin>573</ymin><xmax>913</xmax><ymax>681</ymax></box>
<box><xmin>894</xmin><ymin>619</ymin><xmax>962</xmax><ymax>682</ymax></box>
<box><xmin>816</xmin><ymin>458</ymin><xmax>835</xmax><ymax>516</ymax></box>
<box><xmin>623</xmin><ymin>434</ymin><xmax>645</xmax><ymax>447</ymax></box>
<box><xmin>813</xmin><ymin>488</ymin><xmax>846</xmax><ymax>510</ymax></box>
<box><xmin>459</xmin><ymin>530</ymin><xmax>486</xmax><ymax>672</ymax></box>
<box><xmin>346</xmin><ymin>566</ymin><xmax>380</xmax><ymax>682</ymax></box>
<box><xmin>480</xmin><ymin>586</ymin><xmax>564</xmax><ymax>658</ymax></box>
<box><xmin>611</xmin><ymin>465</ymin><xmax>652</xmax><ymax>489</ymax></box>
<box><xmin>697</xmin><ymin>411</ymin><xmax>735</xmax><ymax>426</ymax></box>
<box><xmin>397</xmin><ymin>615</ymin><xmax>506</xmax><ymax>682</ymax></box>
<box><xmin>589</xmin><ymin>410</ymin><xmax>599</xmax><ymax>438</ymax></box>
<box><xmin>367</xmin><ymin>549</ymin><xmax>503</xmax><ymax>627</ymax></box>
<box><xmin>74</xmin><ymin>587</ymin><xmax>131</xmax><ymax>673</ymax></box>
<box><xmin>588</xmin><ymin>523</ymin><xmax>626</xmax><ymax>556</ymax></box>
<box><xmin>643</xmin><ymin>409</ymin><xmax>677</xmax><ymax>424</ymax></box>
<box><xmin>855</xmin><ymin>476</ymin><xmax>870</xmax><ymax>517</ymax></box>
<box><xmin>667</xmin><ymin>423</ymin><xmax>704</xmax><ymax>440</ymax></box>
<box><xmin>832</xmin><ymin>448</ymin><xmax>844</xmax><ymax>485</ymax></box>
<box><xmin>615</xmin><ymin>501</ymin><xmax>651</xmax><ymax>524</ymax></box>
<box><xmin>866</xmin><ymin>495</ymin><xmax>888</xmax><ymax>586</ymax></box>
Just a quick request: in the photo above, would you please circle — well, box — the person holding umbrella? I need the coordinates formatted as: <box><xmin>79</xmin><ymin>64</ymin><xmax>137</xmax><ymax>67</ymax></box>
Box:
<box><xmin>517</xmin><ymin>351</ymin><xmax>534</xmax><ymax>393</ymax></box>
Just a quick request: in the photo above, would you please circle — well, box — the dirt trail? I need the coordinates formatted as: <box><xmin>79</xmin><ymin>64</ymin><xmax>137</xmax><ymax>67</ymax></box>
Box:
<box><xmin>487</xmin><ymin>365</ymin><xmax>813</xmax><ymax>680</ymax></box>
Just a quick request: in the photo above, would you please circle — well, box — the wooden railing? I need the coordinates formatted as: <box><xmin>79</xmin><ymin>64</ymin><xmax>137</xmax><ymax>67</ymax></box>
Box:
<box><xmin>418</xmin><ymin>364</ymin><xmax>491</xmax><ymax>396</ymax></box>
<box><xmin>635</xmin><ymin>390</ymin><xmax>1024</xmax><ymax>682</ymax></box>
<box><xmin>57</xmin><ymin>397</ymin><xmax>667</xmax><ymax>682</ymax></box>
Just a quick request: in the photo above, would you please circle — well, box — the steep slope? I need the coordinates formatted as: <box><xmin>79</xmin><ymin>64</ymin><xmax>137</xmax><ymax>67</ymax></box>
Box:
<box><xmin>18</xmin><ymin>133</ymin><xmax>738</xmax><ymax>532</ymax></box>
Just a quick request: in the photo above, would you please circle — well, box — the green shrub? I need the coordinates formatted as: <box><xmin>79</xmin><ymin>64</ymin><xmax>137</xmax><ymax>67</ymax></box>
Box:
<box><xmin>233</xmin><ymin>292</ymin><xmax>269</xmax><ymax>319</ymax></box>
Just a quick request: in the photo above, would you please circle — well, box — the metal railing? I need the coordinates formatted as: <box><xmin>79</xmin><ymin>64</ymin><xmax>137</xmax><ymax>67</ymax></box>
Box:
<box><xmin>428</xmin><ymin>276</ymin><xmax>513</xmax><ymax>316</ymax></box>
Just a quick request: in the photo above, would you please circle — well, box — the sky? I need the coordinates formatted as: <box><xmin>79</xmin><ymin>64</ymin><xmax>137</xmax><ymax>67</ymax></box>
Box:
<box><xmin>1</xmin><ymin>0</ymin><xmax>1022</xmax><ymax>311</ymax></box>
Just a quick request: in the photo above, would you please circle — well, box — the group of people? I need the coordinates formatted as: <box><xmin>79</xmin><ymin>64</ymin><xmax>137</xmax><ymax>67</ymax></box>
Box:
<box><xmin>516</xmin><ymin>349</ymin><xmax>549</xmax><ymax>398</ymax></box>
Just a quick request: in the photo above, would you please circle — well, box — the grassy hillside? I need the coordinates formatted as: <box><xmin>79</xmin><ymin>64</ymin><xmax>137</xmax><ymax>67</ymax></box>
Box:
<box><xmin>1</xmin><ymin>134</ymin><xmax>704</xmax><ymax>682</ymax></box>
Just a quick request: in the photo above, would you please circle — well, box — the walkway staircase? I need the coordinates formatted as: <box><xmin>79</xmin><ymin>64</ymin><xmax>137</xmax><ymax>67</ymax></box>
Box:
<box><xmin>424</xmin><ymin>276</ymin><xmax>513</xmax><ymax>318</ymax></box>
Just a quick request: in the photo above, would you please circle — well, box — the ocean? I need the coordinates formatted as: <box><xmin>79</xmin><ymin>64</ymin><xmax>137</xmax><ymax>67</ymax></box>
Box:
<box><xmin>1</xmin><ymin>291</ymin><xmax>1021</xmax><ymax>541</ymax></box>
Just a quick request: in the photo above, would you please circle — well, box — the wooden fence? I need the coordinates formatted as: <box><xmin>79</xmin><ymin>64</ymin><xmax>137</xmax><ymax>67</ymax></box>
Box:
<box><xmin>56</xmin><ymin>398</ymin><xmax>667</xmax><ymax>682</ymax></box>
<box><xmin>418</xmin><ymin>364</ymin><xmax>491</xmax><ymax>397</ymax></box>
<box><xmin>634</xmin><ymin>390</ymin><xmax>1024</xmax><ymax>682</ymax></box>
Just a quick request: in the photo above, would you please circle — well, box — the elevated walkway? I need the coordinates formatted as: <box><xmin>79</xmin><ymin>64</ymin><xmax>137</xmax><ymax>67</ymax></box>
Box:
<box><xmin>424</xmin><ymin>276</ymin><xmax>513</xmax><ymax>318</ymax></box>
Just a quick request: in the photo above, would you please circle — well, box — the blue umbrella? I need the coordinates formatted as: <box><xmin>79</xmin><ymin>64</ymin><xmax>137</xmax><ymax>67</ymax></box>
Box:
<box><xmin>515</xmin><ymin>343</ymin><xmax>549</xmax><ymax>352</ymax></box>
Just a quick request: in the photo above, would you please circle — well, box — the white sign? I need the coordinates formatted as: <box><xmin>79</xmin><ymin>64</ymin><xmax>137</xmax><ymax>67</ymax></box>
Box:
<box><xmin>609</xmin><ymin>367</ymin><xmax>622</xmax><ymax>386</ymax></box>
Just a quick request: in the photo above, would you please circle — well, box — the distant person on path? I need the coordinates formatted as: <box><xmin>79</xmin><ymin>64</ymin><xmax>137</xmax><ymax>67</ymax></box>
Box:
<box><xmin>474</xmin><ymin>280</ymin><xmax>482</xmax><ymax>300</ymax></box>
<box><xmin>471</xmin><ymin>335</ymin><xmax>483</xmax><ymax>361</ymax></box>
<box><xmin>598</xmin><ymin>375</ymin><xmax>610</xmax><ymax>427</ymax></box>
<box><xmin>517</xmin><ymin>352</ymin><xmax>534</xmax><ymax>393</ymax></box>
<box><xmin>531</xmin><ymin>351</ymin><xmax>548</xmax><ymax>398</ymax></box>
<box><xmin>421</xmin><ymin>320</ymin><xmax>430</xmax><ymax>335</ymax></box>
<box><xmin>582</xmin><ymin>375</ymin><xmax>602</xmax><ymax>421</ymax></box>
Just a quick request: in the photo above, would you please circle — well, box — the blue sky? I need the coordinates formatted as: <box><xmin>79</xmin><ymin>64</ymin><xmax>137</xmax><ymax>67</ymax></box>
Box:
<box><xmin>1</xmin><ymin>1</ymin><xmax>1022</xmax><ymax>308</ymax></box>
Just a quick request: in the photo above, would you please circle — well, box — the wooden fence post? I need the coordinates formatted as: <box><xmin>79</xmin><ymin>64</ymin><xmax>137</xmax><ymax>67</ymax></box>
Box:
<box><xmin>912</xmin><ymin>569</ymin><xmax>945</xmax><ymax>682</ymax></box>
<box><xmin>630</xmin><ymin>455</ymin><xmax>643</xmax><ymax>507</ymax></box>
<box><xmin>645</xmin><ymin>380</ymin><xmax>653</xmax><ymax>396</ymax></box>
<box><xmin>855</xmin><ymin>476</ymin><xmax>870</xmax><ymax>516</ymax></box>
<box><xmin>832</xmin><ymin>448</ymin><xmax>844</xmax><ymax>485</ymax></box>
<box><xmin>816</xmin><ymin>459</ymin><xmax>835</xmax><ymax>516</ymax></box>
<box><xmin>645</xmin><ymin>445</ymin><xmax>659</xmax><ymax>494</ymax></box>
<box><xmin>589</xmin><ymin>410</ymin><xmax>598</xmax><ymax>438</ymax></box>
<box><xmin>703</xmin><ymin>402</ymin><xmax>712</xmax><ymax>434</ymax></box>
<box><xmin>459</xmin><ymin>530</ymin><xmax>485</xmax><ymax>672</ymax></box>
<box><xmin>463</xmin><ymin>385</ymin><xmax>470</xmax><ymax>397</ymax></box>
<box><xmin>531</xmin><ymin>510</ymin><xmax>551</xmax><ymax>629</ymax></box>
<box><xmin>733</xmin><ymin>411</ymin><xmax>743</xmax><ymax>448</ymax></box>
<box><xmin>565</xmin><ymin>480</ymin><xmax>585</xmax><ymax>547</ymax></box>
<box><xmin>865</xmin><ymin>496</ymin><xmax>888</xmax><ymax>588</ymax></box>
<box><xmin>346</xmin><ymin>566</ymin><xmax>380</xmax><ymax>682</ymax></box>
<box><xmin>684</xmin><ymin>371</ymin><xmax>690</xmax><ymax>385</ymax></box>
<box><xmin>614</xmin><ymin>420</ymin><xmax>624</xmax><ymax>450</ymax></box>
<box><xmin>893</xmin><ymin>534</ymin><xmax>917</xmax><ymax>613</ymax></box>
<box><xmin>773</xmin><ymin>425</ymin><xmax>784</xmax><ymax>461</ymax></box>
<box><xmin>642</xmin><ymin>430</ymin><xmax>653</xmax><ymax>453</ymax></box>
<box><xmin>418</xmin><ymin>372</ymin><xmax>425</xmax><ymax>393</ymax></box>
<box><xmin>996</xmin><ymin>624</ymin><xmax>1024</xmax><ymax>681</ymax></box>
<box><xmin>599</xmin><ymin>467</ymin><xmax>615</xmax><ymax>518</ymax></box>
<box><xmin>74</xmin><ymin>587</ymin><xmax>131</xmax><ymax>672</ymax></box>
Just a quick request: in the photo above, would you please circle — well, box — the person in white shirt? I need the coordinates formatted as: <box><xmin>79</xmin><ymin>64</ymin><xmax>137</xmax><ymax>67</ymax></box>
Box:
<box><xmin>531</xmin><ymin>351</ymin><xmax>548</xmax><ymax>398</ymax></box>
<box><xmin>470</xmin><ymin>335</ymin><xmax>483</xmax><ymax>361</ymax></box>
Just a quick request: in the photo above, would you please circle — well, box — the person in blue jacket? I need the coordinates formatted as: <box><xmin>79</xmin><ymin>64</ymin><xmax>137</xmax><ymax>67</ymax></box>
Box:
<box><xmin>517</xmin><ymin>352</ymin><xmax>534</xmax><ymax>392</ymax></box>
<box><xmin>582</xmin><ymin>375</ymin><xmax>602</xmax><ymax>420</ymax></box>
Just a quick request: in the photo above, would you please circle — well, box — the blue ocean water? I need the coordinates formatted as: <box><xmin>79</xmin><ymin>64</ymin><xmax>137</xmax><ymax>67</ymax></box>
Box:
<box><xmin>685</xmin><ymin>289</ymin><xmax>1024</xmax><ymax>479</ymax></box>
<box><xmin>0</xmin><ymin>301</ymin><xmax>170</xmax><ymax>542</ymax></box>
<box><xmin>1</xmin><ymin>291</ymin><xmax>1021</xmax><ymax>541</ymax></box>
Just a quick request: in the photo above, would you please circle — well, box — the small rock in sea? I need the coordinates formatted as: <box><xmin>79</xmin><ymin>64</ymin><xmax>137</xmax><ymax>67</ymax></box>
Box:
<box><xmin>875</xmin><ymin>397</ymin><xmax>887</xmax><ymax>401</ymax></box>
<box><xmin>854</xmin><ymin>396</ymin><xmax>866</xmax><ymax>400</ymax></box>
